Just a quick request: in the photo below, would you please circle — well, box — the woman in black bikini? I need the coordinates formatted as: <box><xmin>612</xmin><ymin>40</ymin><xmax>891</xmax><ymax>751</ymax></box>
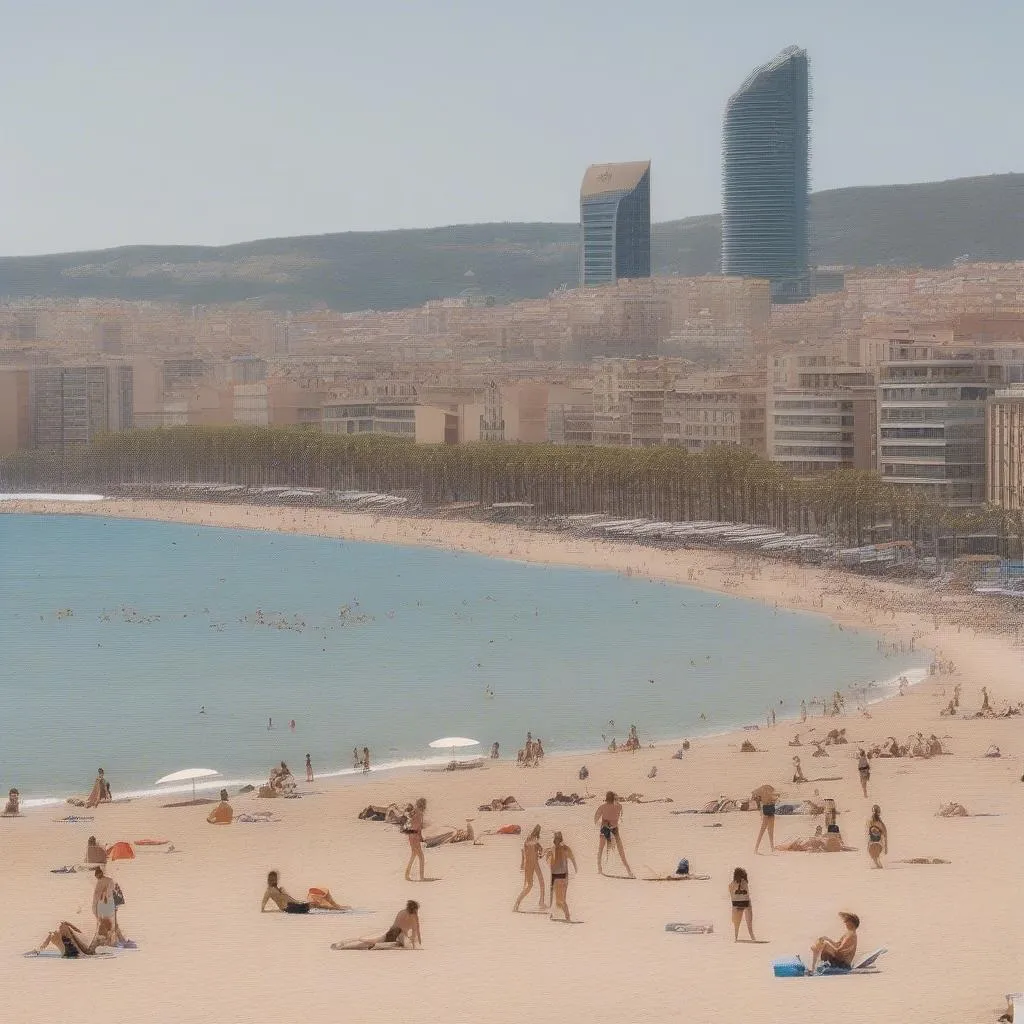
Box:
<box><xmin>752</xmin><ymin>784</ymin><xmax>778</xmax><ymax>854</ymax></box>
<box><xmin>546</xmin><ymin>831</ymin><xmax>577</xmax><ymax>923</ymax></box>
<box><xmin>866</xmin><ymin>805</ymin><xmax>888</xmax><ymax>868</ymax></box>
<box><xmin>857</xmin><ymin>749</ymin><xmax>871</xmax><ymax>798</ymax></box>
<box><xmin>29</xmin><ymin>921</ymin><xmax>98</xmax><ymax>958</ymax></box>
<box><xmin>261</xmin><ymin>871</ymin><xmax>311</xmax><ymax>913</ymax></box>
<box><xmin>728</xmin><ymin>867</ymin><xmax>755</xmax><ymax>941</ymax></box>
<box><xmin>404</xmin><ymin>797</ymin><xmax>427</xmax><ymax>882</ymax></box>
<box><xmin>332</xmin><ymin>901</ymin><xmax>421</xmax><ymax>950</ymax></box>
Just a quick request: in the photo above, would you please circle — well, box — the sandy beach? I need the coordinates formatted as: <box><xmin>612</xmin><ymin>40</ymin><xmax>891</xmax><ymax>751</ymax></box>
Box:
<box><xmin>2</xmin><ymin>498</ymin><xmax>1023</xmax><ymax>1024</ymax></box>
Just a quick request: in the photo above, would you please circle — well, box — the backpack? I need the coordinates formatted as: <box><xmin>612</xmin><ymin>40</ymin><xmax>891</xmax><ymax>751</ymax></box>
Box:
<box><xmin>112</xmin><ymin>883</ymin><xmax>125</xmax><ymax>907</ymax></box>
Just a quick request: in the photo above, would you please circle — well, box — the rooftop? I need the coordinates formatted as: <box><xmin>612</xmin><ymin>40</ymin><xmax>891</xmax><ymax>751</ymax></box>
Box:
<box><xmin>580</xmin><ymin>161</ymin><xmax>651</xmax><ymax>199</ymax></box>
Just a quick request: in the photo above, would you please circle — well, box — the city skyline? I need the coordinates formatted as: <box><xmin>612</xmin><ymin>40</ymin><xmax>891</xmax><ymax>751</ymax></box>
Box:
<box><xmin>2</xmin><ymin>0</ymin><xmax>1023</xmax><ymax>256</ymax></box>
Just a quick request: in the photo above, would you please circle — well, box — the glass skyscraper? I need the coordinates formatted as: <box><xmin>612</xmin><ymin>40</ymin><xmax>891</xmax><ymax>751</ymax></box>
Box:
<box><xmin>579</xmin><ymin>161</ymin><xmax>651</xmax><ymax>287</ymax></box>
<box><xmin>721</xmin><ymin>46</ymin><xmax>810</xmax><ymax>302</ymax></box>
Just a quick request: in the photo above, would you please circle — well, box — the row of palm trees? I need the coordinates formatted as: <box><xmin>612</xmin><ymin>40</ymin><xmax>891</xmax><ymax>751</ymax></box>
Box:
<box><xmin>1</xmin><ymin>425</ymin><xmax>1021</xmax><ymax>555</ymax></box>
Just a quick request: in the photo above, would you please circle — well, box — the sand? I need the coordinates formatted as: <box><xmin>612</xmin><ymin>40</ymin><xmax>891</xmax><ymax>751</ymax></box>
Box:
<box><xmin>2</xmin><ymin>498</ymin><xmax>1023</xmax><ymax>1024</ymax></box>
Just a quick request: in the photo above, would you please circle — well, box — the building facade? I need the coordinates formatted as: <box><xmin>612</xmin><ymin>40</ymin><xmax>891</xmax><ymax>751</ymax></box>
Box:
<box><xmin>987</xmin><ymin>386</ymin><xmax>1024</xmax><ymax>510</ymax></box>
<box><xmin>722</xmin><ymin>46</ymin><xmax>810</xmax><ymax>302</ymax></box>
<box><xmin>29</xmin><ymin>365</ymin><xmax>133</xmax><ymax>449</ymax></box>
<box><xmin>579</xmin><ymin>161</ymin><xmax>651</xmax><ymax>287</ymax></box>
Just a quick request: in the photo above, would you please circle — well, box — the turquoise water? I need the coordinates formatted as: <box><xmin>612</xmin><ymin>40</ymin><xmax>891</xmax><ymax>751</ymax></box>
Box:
<box><xmin>0</xmin><ymin>514</ymin><xmax>925</xmax><ymax>802</ymax></box>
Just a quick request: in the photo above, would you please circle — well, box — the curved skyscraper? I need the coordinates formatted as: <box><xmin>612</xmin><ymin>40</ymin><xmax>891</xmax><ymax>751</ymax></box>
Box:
<box><xmin>579</xmin><ymin>161</ymin><xmax>651</xmax><ymax>287</ymax></box>
<box><xmin>722</xmin><ymin>46</ymin><xmax>809</xmax><ymax>302</ymax></box>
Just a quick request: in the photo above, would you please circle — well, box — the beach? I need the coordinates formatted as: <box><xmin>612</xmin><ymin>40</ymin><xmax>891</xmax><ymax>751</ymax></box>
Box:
<box><xmin>2</xmin><ymin>498</ymin><xmax>1023</xmax><ymax>1024</ymax></box>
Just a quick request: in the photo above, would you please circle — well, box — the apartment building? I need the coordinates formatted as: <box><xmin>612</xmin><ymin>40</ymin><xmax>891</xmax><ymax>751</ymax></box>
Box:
<box><xmin>665</xmin><ymin>381</ymin><xmax>767</xmax><ymax>454</ymax></box>
<box><xmin>28</xmin><ymin>365</ymin><xmax>133</xmax><ymax>449</ymax></box>
<box><xmin>767</xmin><ymin>370</ymin><xmax>877</xmax><ymax>476</ymax></box>
<box><xmin>987</xmin><ymin>386</ymin><xmax>1024</xmax><ymax>510</ymax></box>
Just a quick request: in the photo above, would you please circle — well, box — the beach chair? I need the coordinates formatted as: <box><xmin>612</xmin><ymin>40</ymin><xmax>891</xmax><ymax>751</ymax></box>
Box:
<box><xmin>815</xmin><ymin>947</ymin><xmax>888</xmax><ymax>976</ymax></box>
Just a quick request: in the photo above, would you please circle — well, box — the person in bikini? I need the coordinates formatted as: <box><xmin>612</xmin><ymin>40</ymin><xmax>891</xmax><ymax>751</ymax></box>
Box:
<box><xmin>728</xmin><ymin>867</ymin><xmax>756</xmax><ymax>941</ymax></box>
<box><xmin>857</xmin><ymin>749</ymin><xmax>871</xmax><ymax>798</ymax></box>
<box><xmin>28</xmin><ymin>921</ymin><xmax>100</xmax><ymax>958</ymax></box>
<box><xmin>546</xmin><ymin>831</ymin><xmax>578</xmax><ymax>922</ymax></box>
<box><xmin>752</xmin><ymin>784</ymin><xmax>779</xmax><ymax>854</ymax></box>
<box><xmin>404</xmin><ymin>797</ymin><xmax>427</xmax><ymax>881</ymax></box>
<box><xmin>513</xmin><ymin>825</ymin><xmax>546</xmax><ymax>912</ymax></box>
<box><xmin>593</xmin><ymin>791</ymin><xmax>634</xmax><ymax>877</ymax></box>
<box><xmin>866</xmin><ymin>805</ymin><xmax>888</xmax><ymax>868</ymax></box>
<box><xmin>810</xmin><ymin>911</ymin><xmax>859</xmax><ymax>971</ymax></box>
<box><xmin>331</xmin><ymin>900</ymin><xmax>421</xmax><ymax>949</ymax></box>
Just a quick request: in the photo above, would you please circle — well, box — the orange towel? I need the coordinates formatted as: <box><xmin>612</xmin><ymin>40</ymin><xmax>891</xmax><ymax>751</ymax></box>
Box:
<box><xmin>497</xmin><ymin>824</ymin><xmax>522</xmax><ymax>835</ymax></box>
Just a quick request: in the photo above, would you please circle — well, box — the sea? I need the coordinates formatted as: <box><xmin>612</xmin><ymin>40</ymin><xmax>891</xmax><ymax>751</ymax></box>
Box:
<box><xmin>0</xmin><ymin>510</ymin><xmax>928</xmax><ymax>805</ymax></box>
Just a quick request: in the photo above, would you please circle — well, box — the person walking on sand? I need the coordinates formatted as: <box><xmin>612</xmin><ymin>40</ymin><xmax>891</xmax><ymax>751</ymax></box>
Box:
<box><xmin>594</xmin><ymin>791</ymin><xmax>634</xmax><ymax>877</ymax></box>
<box><xmin>92</xmin><ymin>867</ymin><xmax>127</xmax><ymax>944</ymax></box>
<box><xmin>546</xmin><ymin>831</ymin><xmax>577</xmax><ymax>922</ymax></box>
<box><xmin>305</xmin><ymin>754</ymin><xmax>313</xmax><ymax>783</ymax></box>
<box><xmin>404</xmin><ymin>797</ymin><xmax>427</xmax><ymax>881</ymax></box>
<box><xmin>752</xmin><ymin>784</ymin><xmax>779</xmax><ymax>854</ymax></box>
<box><xmin>857</xmin><ymin>749</ymin><xmax>871</xmax><ymax>798</ymax></box>
<box><xmin>513</xmin><ymin>825</ymin><xmax>546</xmax><ymax>912</ymax></box>
<box><xmin>728</xmin><ymin>867</ymin><xmax>755</xmax><ymax>942</ymax></box>
<box><xmin>866</xmin><ymin>805</ymin><xmax>888</xmax><ymax>868</ymax></box>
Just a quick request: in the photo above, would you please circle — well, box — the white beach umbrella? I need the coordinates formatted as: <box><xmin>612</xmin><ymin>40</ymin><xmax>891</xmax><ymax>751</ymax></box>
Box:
<box><xmin>154</xmin><ymin>767</ymin><xmax>220</xmax><ymax>802</ymax></box>
<box><xmin>428</xmin><ymin>737</ymin><xmax>479</xmax><ymax>758</ymax></box>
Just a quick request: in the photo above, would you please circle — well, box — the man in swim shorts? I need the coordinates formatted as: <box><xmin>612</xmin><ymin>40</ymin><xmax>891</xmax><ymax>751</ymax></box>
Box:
<box><xmin>594</xmin><ymin>791</ymin><xmax>633</xmax><ymax>877</ymax></box>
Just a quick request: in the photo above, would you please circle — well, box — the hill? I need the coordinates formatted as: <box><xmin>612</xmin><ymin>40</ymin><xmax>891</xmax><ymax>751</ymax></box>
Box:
<box><xmin>1</xmin><ymin>173</ymin><xmax>1022</xmax><ymax>312</ymax></box>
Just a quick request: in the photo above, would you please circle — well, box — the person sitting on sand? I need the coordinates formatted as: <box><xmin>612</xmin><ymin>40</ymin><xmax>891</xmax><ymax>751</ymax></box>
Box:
<box><xmin>792</xmin><ymin>757</ymin><xmax>806</xmax><ymax>783</ymax></box>
<box><xmin>27</xmin><ymin>921</ymin><xmax>100</xmax><ymax>958</ymax></box>
<box><xmin>331</xmin><ymin>900</ymin><xmax>421</xmax><ymax>950</ymax></box>
<box><xmin>927</xmin><ymin>735</ymin><xmax>943</xmax><ymax>756</ymax></box>
<box><xmin>207</xmin><ymin>790</ymin><xmax>233</xmax><ymax>825</ymax></box>
<box><xmin>261</xmin><ymin>870</ymin><xmax>311</xmax><ymax>913</ymax></box>
<box><xmin>866</xmin><ymin>805</ymin><xmax>888</xmax><ymax>868</ymax></box>
<box><xmin>85</xmin><ymin>836</ymin><xmax>107</xmax><ymax>865</ymax></box>
<box><xmin>3</xmin><ymin>788</ymin><xmax>19</xmax><ymax>815</ymax></box>
<box><xmin>810</xmin><ymin>912</ymin><xmax>859</xmax><ymax>972</ymax></box>
<box><xmin>984</xmin><ymin>745</ymin><xmax>1001</xmax><ymax>758</ymax></box>
<box><xmin>937</xmin><ymin>802</ymin><xmax>969</xmax><ymax>817</ymax></box>
<box><xmin>788</xmin><ymin>732</ymin><xmax>802</xmax><ymax>747</ymax></box>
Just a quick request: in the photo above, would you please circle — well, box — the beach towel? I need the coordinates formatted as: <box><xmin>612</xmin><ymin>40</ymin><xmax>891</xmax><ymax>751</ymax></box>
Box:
<box><xmin>237</xmin><ymin>814</ymin><xmax>280</xmax><ymax>823</ymax></box>
<box><xmin>134</xmin><ymin>838</ymin><xmax>169</xmax><ymax>846</ymax></box>
<box><xmin>54</xmin><ymin>816</ymin><xmax>94</xmax><ymax>823</ymax></box>
<box><xmin>49</xmin><ymin>866</ymin><xmax>80</xmax><ymax>874</ymax></box>
<box><xmin>24</xmin><ymin>950</ymin><xmax>114</xmax><ymax>960</ymax></box>
<box><xmin>665</xmin><ymin>921</ymin><xmax>714</xmax><ymax>934</ymax></box>
<box><xmin>496</xmin><ymin>824</ymin><xmax>522</xmax><ymax>835</ymax></box>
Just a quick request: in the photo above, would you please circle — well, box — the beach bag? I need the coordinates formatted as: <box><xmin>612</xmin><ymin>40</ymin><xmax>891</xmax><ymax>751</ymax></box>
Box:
<box><xmin>112</xmin><ymin>883</ymin><xmax>125</xmax><ymax>907</ymax></box>
<box><xmin>773</xmin><ymin>956</ymin><xmax>807</xmax><ymax>978</ymax></box>
<box><xmin>675</xmin><ymin>858</ymin><xmax>690</xmax><ymax>876</ymax></box>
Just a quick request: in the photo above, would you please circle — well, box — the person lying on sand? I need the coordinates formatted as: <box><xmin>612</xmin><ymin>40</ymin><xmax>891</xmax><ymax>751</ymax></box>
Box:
<box><xmin>937</xmin><ymin>803</ymin><xmax>969</xmax><ymax>817</ymax></box>
<box><xmin>777</xmin><ymin>826</ymin><xmax>853</xmax><ymax>853</ymax></box>
<box><xmin>810</xmin><ymin>740</ymin><xmax>830</xmax><ymax>758</ymax></box>
<box><xmin>331</xmin><ymin>900</ymin><xmax>421</xmax><ymax>950</ymax></box>
<box><xmin>261</xmin><ymin>870</ymin><xmax>312</xmax><ymax>913</ymax></box>
<box><xmin>643</xmin><ymin>858</ymin><xmax>709</xmax><ymax>881</ymax></box>
<box><xmin>619</xmin><ymin>793</ymin><xmax>673</xmax><ymax>804</ymax></box>
<box><xmin>545</xmin><ymin>792</ymin><xmax>589</xmax><ymax>806</ymax></box>
<box><xmin>27</xmin><ymin>921</ymin><xmax>100</xmax><ymax>958</ymax></box>
<box><xmin>206</xmin><ymin>790</ymin><xmax>233</xmax><ymax>824</ymax></box>
<box><xmin>424</xmin><ymin>820</ymin><xmax>479</xmax><ymax>848</ymax></box>
<box><xmin>477</xmin><ymin>796</ymin><xmax>522</xmax><ymax>812</ymax></box>
<box><xmin>896</xmin><ymin>858</ymin><xmax>950</xmax><ymax>865</ymax></box>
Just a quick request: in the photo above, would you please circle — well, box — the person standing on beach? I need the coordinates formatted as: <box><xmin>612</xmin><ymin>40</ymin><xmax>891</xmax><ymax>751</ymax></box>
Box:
<box><xmin>362</xmin><ymin>747</ymin><xmax>371</xmax><ymax>773</ymax></box>
<box><xmin>594</xmin><ymin>791</ymin><xmax>634</xmax><ymax>877</ymax></box>
<box><xmin>92</xmin><ymin>867</ymin><xmax>119</xmax><ymax>941</ymax></box>
<box><xmin>800</xmin><ymin>700</ymin><xmax>807</xmax><ymax>723</ymax></box>
<box><xmin>866</xmin><ymin>806</ymin><xmax>888</xmax><ymax>868</ymax></box>
<box><xmin>404</xmin><ymin>798</ymin><xmax>427</xmax><ymax>881</ymax></box>
<box><xmin>728</xmin><ymin>867</ymin><xmax>755</xmax><ymax>942</ymax></box>
<box><xmin>857</xmin><ymin>749</ymin><xmax>871</xmax><ymax>797</ymax></box>
<box><xmin>85</xmin><ymin>769</ymin><xmax>107</xmax><ymax>809</ymax></box>
<box><xmin>352</xmin><ymin>747</ymin><xmax>361</xmax><ymax>769</ymax></box>
<box><xmin>546</xmin><ymin>831</ymin><xmax>577</xmax><ymax>922</ymax></box>
<box><xmin>752</xmin><ymin>784</ymin><xmax>779</xmax><ymax>854</ymax></box>
<box><xmin>305</xmin><ymin>754</ymin><xmax>313</xmax><ymax>783</ymax></box>
<box><xmin>513</xmin><ymin>825</ymin><xmax>546</xmax><ymax>912</ymax></box>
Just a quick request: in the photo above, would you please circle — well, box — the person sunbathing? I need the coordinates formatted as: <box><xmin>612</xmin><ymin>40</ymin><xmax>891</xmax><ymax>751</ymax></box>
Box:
<box><xmin>937</xmin><ymin>802</ymin><xmax>969</xmax><ymax>817</ymax></box>
<box><xmin>206</xmin><ymin>790</ymin><xmax>233</xmax><ymax>824</ymax></box>
<box><xmin>810</xmin><ymin>911</ymin><xmax>859</xmax><ymax>972</ymax></box>
<box><xmin>777</xmin><ymin>826</ymin><xmax>853</xmax><ymax>852</ymax></box>
<box><xmin>810</xmin><ymin>740</ymin><xmax>829</xmax><ymax>758</ymax></box>
<box><xmin>261</xmin><ymin>870</ymin><xmax>311</xmax><ymax>913</ymax></box>
<box><xmin>478</xmin><ymin>796</ymin><xmax>522</xmax><ymax>812</ymax></box>
<box><xmin>27</xmin><ymin>921</ymin><xmax>100</xmax><ymax>958</ymax></box>
<box><xmin>331</xmin><ymin>900</ymin><xmax>420</xmax><ymax>950</ymax></box>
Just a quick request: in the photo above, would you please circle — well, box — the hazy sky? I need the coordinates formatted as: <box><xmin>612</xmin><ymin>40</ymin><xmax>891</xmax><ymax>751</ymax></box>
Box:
<box><xmin>2</xmin><ymin>0</ymin><xmax>1021</xmax><ymax>255</ymax></box>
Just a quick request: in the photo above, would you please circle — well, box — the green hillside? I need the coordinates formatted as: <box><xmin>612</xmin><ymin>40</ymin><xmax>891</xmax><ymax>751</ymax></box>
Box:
<box><xmin>1</xmin><ymin>173</ymin><xmax>1021</xmax><ymax>312</ymax></box>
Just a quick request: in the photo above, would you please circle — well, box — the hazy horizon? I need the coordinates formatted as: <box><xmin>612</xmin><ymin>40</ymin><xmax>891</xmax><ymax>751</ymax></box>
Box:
<box><xmin>3</xmin><ymin>0</ymin><xmax>1022</xmax><ymax>257</ymax></box>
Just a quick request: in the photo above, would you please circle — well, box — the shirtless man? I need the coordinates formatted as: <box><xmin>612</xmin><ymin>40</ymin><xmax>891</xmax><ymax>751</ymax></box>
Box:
<box><xmin>594</xmin><ymin>791</ymin><xmax>634</xmax><ymax>878</ymax></box>
<box><xmin>331</xmin><ymin>900</ymin><xmax>421</xmax><ymax>950</ymax></box>
<box><xmin>810</xmin><ymin>911</ymin><xmax>859</xmax><ymax>972</ymax></box>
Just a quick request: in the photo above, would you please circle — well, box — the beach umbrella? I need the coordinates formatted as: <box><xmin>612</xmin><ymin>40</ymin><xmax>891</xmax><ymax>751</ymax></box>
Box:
<box><xmin>428</xmin><ymin>737</ymin><xmax>479</xmax><ymax>758</ymax></box>
<box><xmin>154</xmin><ymin>767</ymin><xmax>220</xmax><ymax>802</ymax></box>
